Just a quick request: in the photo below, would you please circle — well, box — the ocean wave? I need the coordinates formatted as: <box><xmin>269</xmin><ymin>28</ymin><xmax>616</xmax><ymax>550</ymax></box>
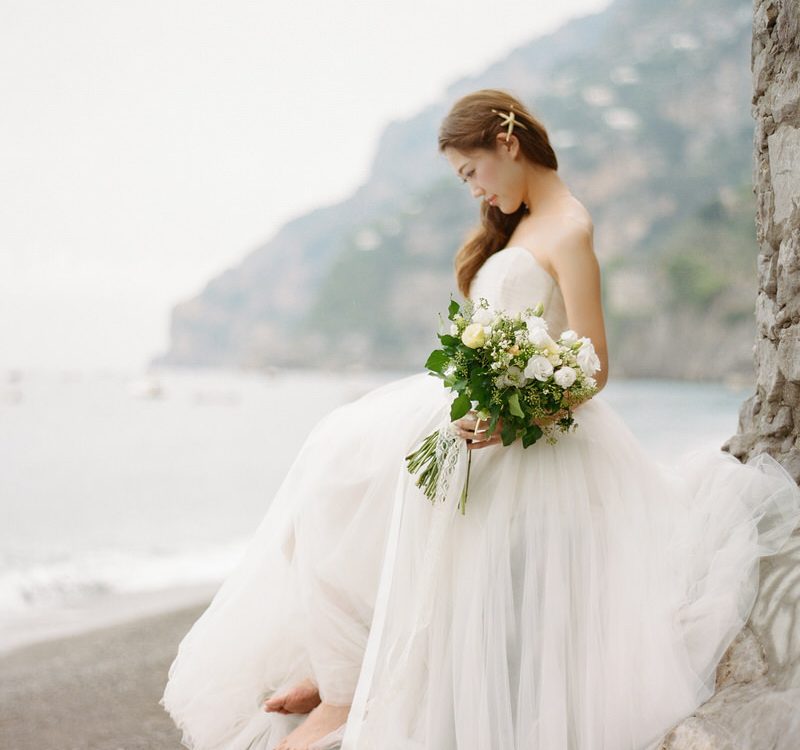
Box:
<box><xmin>0</xmin><ymin>541</ymin><xmax>248</xmax><ymax>613</ymax></box>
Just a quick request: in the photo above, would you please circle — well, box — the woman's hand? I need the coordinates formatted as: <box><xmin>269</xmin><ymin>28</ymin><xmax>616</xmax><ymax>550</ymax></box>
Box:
<box><xmin>453</xmin><ymin>403</ymin><xmax>574</xmax><ymax>450</ymax></box>
<box><xmin>533</xmin><ymin>410</ymin><xmax>565</xmax><ymax>427</ymax></box>
<box><xmin>452</xmin><ymin>410</ymin><xmax>504</xmax><ymax>450</ymax></box>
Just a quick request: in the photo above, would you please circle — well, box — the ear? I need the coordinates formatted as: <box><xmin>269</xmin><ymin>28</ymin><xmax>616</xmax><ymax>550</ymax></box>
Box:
<box><xmin>496</xmin><ymin>131</ymin><xmax>518</xmax><ymax>157</ymax></box>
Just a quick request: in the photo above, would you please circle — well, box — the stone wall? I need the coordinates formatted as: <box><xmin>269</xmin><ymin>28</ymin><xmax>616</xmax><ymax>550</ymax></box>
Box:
<box><xmin>664</xmin><ymin>2</ymin><xmax>800</xmax><ymax>747</ymax></box>
<box><xmin>723</xmin><ymin>0</ymin><xmax>800</xmax><ymax>479</ymax></box>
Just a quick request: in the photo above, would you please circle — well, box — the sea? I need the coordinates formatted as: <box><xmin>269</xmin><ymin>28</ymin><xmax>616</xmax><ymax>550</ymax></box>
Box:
<box><xmin>0</xmin><ymin>365</ymin><xmax>754</xmax><ymax>654</ymax></box>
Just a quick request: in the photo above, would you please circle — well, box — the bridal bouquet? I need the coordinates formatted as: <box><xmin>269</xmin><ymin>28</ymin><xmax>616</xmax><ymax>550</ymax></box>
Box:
<box><xmin>405</xmin><ymin>296</ymin><xmax>601</xmax><ymax>514</ymax></box>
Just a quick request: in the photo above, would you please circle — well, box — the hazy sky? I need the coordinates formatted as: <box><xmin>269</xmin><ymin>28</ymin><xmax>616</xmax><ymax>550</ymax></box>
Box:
<box><xmin>1</xmin><ymin>0</ymin><xmax>610</xmax><ymax>373</ymax></box>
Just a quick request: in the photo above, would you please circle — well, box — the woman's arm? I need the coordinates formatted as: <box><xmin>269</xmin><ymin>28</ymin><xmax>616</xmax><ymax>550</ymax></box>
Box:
<box><xmin>526</xmin><ymin>220</ymin><xmax>608</xmax><ymax>429</ymax></box>
<box><xmin>457</xmin><ymin>219</ymin><xmax>609</xmax><ymax>448</ymax></box>
<box><xmin>547</xmin><ymin>218</ymin><xmax>609</xmax><ymax>392</ymax></box>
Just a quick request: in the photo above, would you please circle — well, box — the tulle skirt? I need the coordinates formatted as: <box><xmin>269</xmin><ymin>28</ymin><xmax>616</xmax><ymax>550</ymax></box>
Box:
<box><xmin>160</xmin><ymin>371</ymin><xmax>800</xmax><ymax>750</ymax></box>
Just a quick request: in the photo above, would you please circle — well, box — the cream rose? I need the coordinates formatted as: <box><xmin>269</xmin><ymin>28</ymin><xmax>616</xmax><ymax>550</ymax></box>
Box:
<box><xmin>461</xmin><ymin>323</ymin><xmax>487</xmax><ymax>348</ymax></box>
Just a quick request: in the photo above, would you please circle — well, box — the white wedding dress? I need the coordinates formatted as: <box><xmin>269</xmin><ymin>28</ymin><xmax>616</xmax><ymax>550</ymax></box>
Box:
<box><xmin>161</xmin><ymin>245</ymin><xmax>800</xmax><ymax>750</ymax></box>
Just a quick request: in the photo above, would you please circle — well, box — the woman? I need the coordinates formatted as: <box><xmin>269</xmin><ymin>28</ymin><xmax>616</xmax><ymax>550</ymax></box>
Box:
<box><xmin>161</xmin><ymin>89</ymin><xmax>800</xmax><ymax>750</ymax></box>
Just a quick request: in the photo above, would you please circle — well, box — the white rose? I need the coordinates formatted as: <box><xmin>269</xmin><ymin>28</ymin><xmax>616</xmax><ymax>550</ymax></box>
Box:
<box><xmin>528</xmin><ymin>328</ymin><xmax>556</xmax><ymax>349</ymax></box>
<box><xmin>524</xmin><ymin>315</ymin><xmax>549</xmax><ymax>337</ymax></box>
<box><xmin>547</xmin><ymin>352</ymin><xmax>562</xmax><ymax>366</ymax></box>
<box><xmin>559</xmin><ymin>329</ymin><xmax>579</xmax><ymax>344</ymax></box>
<box><xmin>576</xmin><ymin>340</ymin><xmax>601</xmax><ymax>375</ymax></box>
<box><xmin>472</xmin><ymin>306</ymin><xmax>495</xmax><ymax>326</ymax></box>
<box><xmin>461</xmin><ymin>323</ymin><xmax>486</xmax><ymax>348</ymax></box>
<box><xmin>553</xmin><ymin>365</ymin><xmax>577</xmax><ymax>388</ymax></box>
<box><xmin>524</xmin><ymin>355</ymin><xmax>554</xmax><ymax>381</ymax></box>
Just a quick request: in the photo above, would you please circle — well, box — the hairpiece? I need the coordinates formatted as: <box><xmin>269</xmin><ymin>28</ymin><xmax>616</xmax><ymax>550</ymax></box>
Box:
<box><xmin>491</xmin><ymin>105</ymin><xmax>529</xmax><ymax>143</ymax></box>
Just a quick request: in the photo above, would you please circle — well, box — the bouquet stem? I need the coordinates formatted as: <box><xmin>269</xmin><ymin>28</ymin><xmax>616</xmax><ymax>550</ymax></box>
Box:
<box><xmin>458</xmin><ymin>448</ymin><xmax>472</xmax><ymax>515</ymax></box>
<box><xmin>406</xmin><ymin>422</ymin><xmax>470</xmax><ymax>513</ymax></box>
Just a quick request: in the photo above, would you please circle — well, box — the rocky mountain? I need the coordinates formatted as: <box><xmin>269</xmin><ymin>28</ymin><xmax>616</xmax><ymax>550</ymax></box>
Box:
<box><xmin>151</xmin><ymin>0</ymin><xmax>759</xmax><ymax>381</ymax></box>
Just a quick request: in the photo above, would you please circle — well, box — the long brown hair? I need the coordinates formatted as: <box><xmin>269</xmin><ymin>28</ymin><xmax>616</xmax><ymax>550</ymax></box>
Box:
<box><xmin>438</xmin><ymin>89</ymin><xmax>558</xmax><ymax>298</ymax></box>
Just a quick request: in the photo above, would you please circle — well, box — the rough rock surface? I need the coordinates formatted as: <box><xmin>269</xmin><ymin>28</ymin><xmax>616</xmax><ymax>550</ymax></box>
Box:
<box><xmin>665</xmin><ymin>1</ymin><xmax>800</xmax><ymax>746</ymax></box>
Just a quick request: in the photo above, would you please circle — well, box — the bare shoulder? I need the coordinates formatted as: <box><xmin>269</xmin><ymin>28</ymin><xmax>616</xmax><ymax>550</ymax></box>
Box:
<box><xmin>548</xmin><ymin>194</ymin><xmax>592</xmax><ymax>226</ymax></box>
<box><xmin>538</xmin><ymin>196</ymin><xmax>593</xmax><ymax>241</ymax></box>
<box><xmin>512</xmin><ymin>196</ymin><xmax>595</xmax><ymax>281</ymax></box>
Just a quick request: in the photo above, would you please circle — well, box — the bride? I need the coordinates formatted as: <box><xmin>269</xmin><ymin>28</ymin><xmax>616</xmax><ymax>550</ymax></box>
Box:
<box><xmin>160</xmin><ymin>89</ymin><xmax>800</xmax><ymax>750</ymax></box>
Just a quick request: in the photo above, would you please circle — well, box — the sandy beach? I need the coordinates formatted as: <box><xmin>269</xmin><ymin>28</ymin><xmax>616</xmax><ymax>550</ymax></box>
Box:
<box><xmin>0</xmin><ymin>599</ymin><xmax>212</xmax><ymax>750</ymax></box>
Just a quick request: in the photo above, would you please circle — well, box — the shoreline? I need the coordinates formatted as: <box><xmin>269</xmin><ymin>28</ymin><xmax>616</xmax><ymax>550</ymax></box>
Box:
<box><xmin>0</xmin><ymin>581</ymin><xmax>222</xmax><ymax>657</ymax></box>
<box><xmin>0</xmin><ymin>594</ymin><xmax>216</xmax><ymax>749</ymax></box>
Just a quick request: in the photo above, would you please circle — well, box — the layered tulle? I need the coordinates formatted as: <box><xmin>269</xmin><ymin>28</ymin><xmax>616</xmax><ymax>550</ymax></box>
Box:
<box><xmin>343</xmin><ymin>387</ymin><xmax>800</xmax><ymax>750</ymax></box>
<box><xmin>161</xmin><ymin>369</ymin><xmax>800</xmax><ymax>750</ymax></box>
<box><xmin>160</xmin><ymin>371</ymin><xmax>453</xmax><ymax>749</ymax></box>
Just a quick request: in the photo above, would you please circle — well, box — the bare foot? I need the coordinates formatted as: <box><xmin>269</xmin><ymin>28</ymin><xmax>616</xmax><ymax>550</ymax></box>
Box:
<box><xmin>263</xmin><ymin>678</ymin><xmax>321</xmax><ymax>714</ymax></box>
<box><xmin>275</xmin><ymin>701</ymin><xmax>350</xmax><ymax>750</ymax></box>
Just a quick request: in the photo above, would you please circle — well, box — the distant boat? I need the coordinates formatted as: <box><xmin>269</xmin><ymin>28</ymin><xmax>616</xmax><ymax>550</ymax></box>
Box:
<box><xmin>192</xmin><ymin>389</ymin><xmax>241</xmax><ymax>406</ymax></box>
<box><xmin>0</xmin><ymin>387</ymin><xmax>22</xmax><ymax>405</ymax></box>
<box><xmin>127</xmin><ymin>376</ymin><xmax>164</xmax><ymax>399</ymax></box>
<box><xmin>722</xmin><ymin>372</ymin><xmax>753</xmax><ymax>392</ymax></box>
<box><xmin>1</xmin><ymin>369</ymin><xmax>23</xmax><ymax>403</ymax></box>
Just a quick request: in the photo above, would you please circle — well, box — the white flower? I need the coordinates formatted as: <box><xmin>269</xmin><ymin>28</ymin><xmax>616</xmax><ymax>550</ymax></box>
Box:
<box><xmin>524</xmin><ymin>355</ymin><xmax>554</xmax><ymax>381</ymax></box>
<box><xmin>576</xmin><ymin>340</ymin><xmax>601</xmax><ymax>375</ymax></box>
<box><xmin>559</xmin><ymin>329</ymin><xmax>579</xmax><ymax>344</ymax></box>
<box><xmin>524</xmin><ymin>315</ymin><xmax>549</xmax><ymax>337</ymax></box>
<box><xmin>450</xmin><ymin>323</ymin><xmax>459</xmax><ymax>336</ymax></box>
<box><xmin>528</xmin><ymin>328</ymin><xmax>556</xmax><ymax>349</ymax></box>
<box><xmin>585</xmin><ymin>375</ymin><xmax>597</xmax><ymax>388</ymax></box>
<box><xmin>554</xmin><ymin>365</ymin><xmax>577</xmax><ymax>388</ymax></box>
<box><xmin>547</xmin><ymin>352</ymin><xmax>562</xmax><ymax>366</ymax></box>
<box><xmin>461</xmin><ymin>323</ymin><xmax>486</xmax><ymax>348</ymax></box>
<box><xmin>472</xmin><ymin>306</ymin><xmax>495</xmax><ymax>326</ymax></box>
<box><xmin>495</xmin><ymin>365</ymin><xmax>528</xmax><ymax>388</ymax></box>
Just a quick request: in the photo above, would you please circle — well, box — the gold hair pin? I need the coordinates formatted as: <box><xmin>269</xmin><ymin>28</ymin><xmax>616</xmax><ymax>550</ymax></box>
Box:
<box><xmin>491</xmin><ymin>105</ymin><xmax>529</xmax><ymax>142</ymax></box>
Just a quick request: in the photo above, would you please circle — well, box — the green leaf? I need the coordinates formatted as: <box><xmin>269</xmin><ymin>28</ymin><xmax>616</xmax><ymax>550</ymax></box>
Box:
<box><xmin>425</xmin><ymin>349</ymin><xmax>449</xmax><ymax>373</ymax></box>
<box><xmin>448</xmin><ymin>299</ymin><xmax>460</xmax><ymax>318</ymax></box>
<box><xmin>501</xmin><ymin>419</ymin><xmax>517</xmax><ymax>446</ymax></box>
<box><xmin>522</xmin><ymin>423</ymin><xmax>543</xmax><ymax>448</ymax></box>
<box><xmin>450</xmin><ymin>391</ymin><xmax>472</xmax><ymax>421</ymax></box>
<box><xmin>469</xmin><ymin>372</ymin><xmax>490</xmax><ymax>404</ymax></box>
<box><xmin>439</xmin><ymin>334</ymin><xmax>459</xmax><ymax>347</ymax></box>
<box><xmin>507</xmin><ymin>390</ymin><xmax>525</xmax><ymax>418</ymax></box>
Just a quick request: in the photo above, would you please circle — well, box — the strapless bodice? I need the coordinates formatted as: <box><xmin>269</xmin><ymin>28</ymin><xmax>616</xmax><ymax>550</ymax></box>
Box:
<box><xmin>468</xmin><ymin>245</ymin><xmax>569</xmax><ymax>333</ymax></box>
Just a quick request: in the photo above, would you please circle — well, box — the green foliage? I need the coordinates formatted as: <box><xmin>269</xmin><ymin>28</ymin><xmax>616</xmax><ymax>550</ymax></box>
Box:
<box><xmin>664</xmin><ymin>253</ymin><xmax>727</xmax><ymax>307</ymax></box>
<box><xmin>405</xmin><ymin>294</ymin><xmax>601</xmax><ymax>512</ymax></box>
<box><xmin>655</xmin><ymin>184</ymin><xmax>757</xmax><ymax>310</ymax></box>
